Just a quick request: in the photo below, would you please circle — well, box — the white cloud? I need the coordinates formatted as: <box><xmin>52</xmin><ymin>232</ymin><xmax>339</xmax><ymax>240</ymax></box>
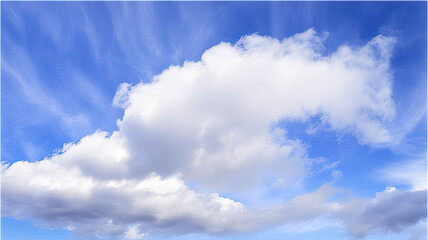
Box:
<box><xmin>114</xmin><ymin>28</ymin><xmax>396</xmax><ymax>190</ymax></box>
<box><xmin>376</xmin><ymin>156</ymin><xmax>427</xmax><ymax>191</ymax></box>
<box><xmin>124</xmin><ymin>225</ymin><xmax>147</xmax><ymax>240</ymax></box>
<box><xmin>3</xmin><ymin>29</ymin><xmax>411</xmax><ymax>238</ymax></box>
<box><xmin>2</xmin><ymin>159</ymin><xmax>341</xmax><ymax>238</ymax></box>
<box><xmin>279</xmin><ymin>217</ymin><xmax>341</xmax><ymax>235</ymax></box>
<box><xmin>113</xmin><ymin>82</ymin><xmax>132</xmax><ymax>109</ymax></box>
<box><xmin>331</xmin><ymin>169</ymin><xmax>343</xmax><ymax>180</ymax></box>
<box><xmin>2</xmin><ymin>162</ymin><xmax>246</xmax><ymax>237</ymax></box>
<box><xmin>2</xmin><ymin>44</ymin><xmax>92</xmax><ymax>138</ymax></box>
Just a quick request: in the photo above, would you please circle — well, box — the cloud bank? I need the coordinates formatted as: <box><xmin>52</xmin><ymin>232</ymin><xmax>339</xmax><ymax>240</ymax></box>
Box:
<box><xmin>335</xmin><ymin>188</ymin><xmax>427</xmax><ymax>238</ymax></box>
<box><xmin>2</xmin><ymin>29</ymin><xmax>425</xmax><ymax>239</ymax></box>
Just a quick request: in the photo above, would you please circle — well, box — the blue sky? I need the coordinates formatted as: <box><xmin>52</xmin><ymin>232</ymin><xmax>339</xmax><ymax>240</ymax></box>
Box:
<box><xmin>1</xmin><ymin>2</ymin><xmax>427</xmax><ymax>240</ymax></box>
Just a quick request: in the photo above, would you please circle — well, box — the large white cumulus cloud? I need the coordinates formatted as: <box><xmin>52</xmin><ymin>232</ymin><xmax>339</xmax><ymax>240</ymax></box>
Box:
<box><xmin>114</xmin><ymin>28</ymin><xmax>396</xmax><ymax>188</ymax></box>
<box><xmin>3</xmin><ymin>29</ymin><xmax>424</xmax><ymax>239</ymax></box>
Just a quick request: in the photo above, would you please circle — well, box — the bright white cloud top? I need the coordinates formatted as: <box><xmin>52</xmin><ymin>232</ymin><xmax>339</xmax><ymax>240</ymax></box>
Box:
<box><xmin>2</xmin><ymin>29</ymin><xmax>426</xmax><ymax>239</ymax></box>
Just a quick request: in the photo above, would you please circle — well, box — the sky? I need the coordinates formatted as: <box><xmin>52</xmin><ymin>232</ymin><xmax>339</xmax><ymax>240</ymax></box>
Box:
<box><xmin>1</xmin><ymin>2</ymin><xmax>427</xmax><ymax>240</ymax></box>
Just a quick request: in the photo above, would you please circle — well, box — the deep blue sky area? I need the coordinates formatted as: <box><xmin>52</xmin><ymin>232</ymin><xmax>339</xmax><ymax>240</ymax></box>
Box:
<box><xmin>1</xmin><ymin>2</ymin><xmax>427</xmax><ymax>240</ymax></box>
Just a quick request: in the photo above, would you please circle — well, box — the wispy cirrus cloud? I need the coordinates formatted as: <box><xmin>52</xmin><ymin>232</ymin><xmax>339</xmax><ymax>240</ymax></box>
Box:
<box><xmin>376</xmin><ymin>156</ymin><xmax>427</xmax><ymax>191</ymax></box>
<box><xmin>2</xmin><ymin>43</ymin><xmax>92</xmax><ymax>138</ymax></box>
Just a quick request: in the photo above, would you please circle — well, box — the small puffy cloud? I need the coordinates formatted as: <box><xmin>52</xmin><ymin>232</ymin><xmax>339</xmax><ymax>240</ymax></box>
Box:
<box><xmin>113</xmin><ymin>82</ymin><xmax>132</xmax><ymax>109</ymax></box>
<box><xmin>331</xmin><ymin>169</ymin><xmax>343</xmax><ymax>180</ymax></box>
<box><xmin>124</xmin><ymin>225</ymin><xmax>147</xmax><ymax>240</ymax></box>
<box><xmin>2</xmin><ymin>29</ymin><xmax>406</xmax><ymax>238</ymax></box>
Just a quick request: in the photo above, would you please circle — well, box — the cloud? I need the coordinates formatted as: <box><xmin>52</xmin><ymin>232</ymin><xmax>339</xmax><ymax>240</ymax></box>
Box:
<box><xmin>113</xmin><ymin>82</ymin><xmax>132</xmax><ymax>109</ymax></box>
<box><xmin>2</xmin><ymin>159</ymin><xmax>341</xmax><ymax>238</ymax></box>
<box><xmin>2</xmin><ymin>41</ymin><xmax>92</xmax><ymax>138</ymax></box>
<box><xmin>114</xmin><ymin>28</ymin><xmax>396</xmax><ymax>190</ymax></box>
<box><xmin>2</xmin><ymin>162</ymin><xmax>245</xmax><ymax>237</ymax></box>
<box><xmin>2</xmin><ymin>29</ymin><xmax>408</xmax><ymax>238</ymax></box>
<box><xmin>331</xmin><ymin>169</ymin><xmax>343</xmax><ymax>180</ymax></box>
<box><xmin>124</xmin><ymin>225</ymin><xmax>147</xmax><ymax>240</ymax></box>
<box><xmin>334</xmin><ymin>188</ymin><xmax>427</xmax><ymax>238</ymax></box>
<box><xmin>376</xmin><ymin>156</ymin><xmax>427</xmax><ymax>191</ymax></box>
<box><xmin>108</xmin><ymin>2</ymin><xmax>163</xmax><ymax>79</ymax></box>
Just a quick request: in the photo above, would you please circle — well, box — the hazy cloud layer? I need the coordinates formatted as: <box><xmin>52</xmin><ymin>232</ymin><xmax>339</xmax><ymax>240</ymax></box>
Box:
<box><xmin>3</xmin><ymin>29</ymin><xmax>425</xmax><ymax>239</ymax></box>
